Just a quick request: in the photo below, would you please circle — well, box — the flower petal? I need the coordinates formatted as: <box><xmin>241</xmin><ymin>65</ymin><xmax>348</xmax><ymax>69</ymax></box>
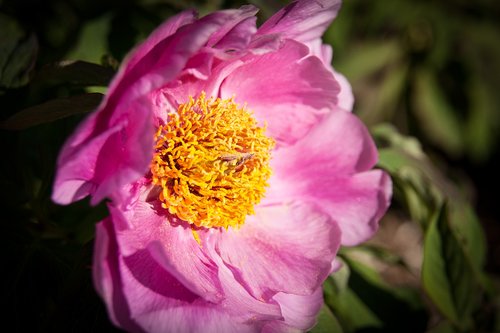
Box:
<box><xmin>268</xmin><ymin>110</ymin><xmax>392</xmax><ymax>245</ymax></box>
<box><xmin>107</xmin><ymin>193</ymin><xmax>223</xmax><ymax>303</ymax></box>
<box><xmin>221</xmin><ymin>39</ymin><xmax>339</xmax><ymax>145</ymax></box>
<box><xmin>52</xmin><ymin>97</ymin><xmax>153</xmax><ymax>205</ymax></box>
<box><xmin>257</xmin><ymin>0</ymin><xmax>341</xmax><ymax>43</ymax></box>
<box><xmin>213</xmin><ymin>203</ymin><xmax>341</xmax><ymax>301</ymax></box>
<box><xmin>53</xmin><ymin>10</ymin><xmax>250</xmax><ymax>205</ymax></box>
<box><xmin>108</xmin><ymin>184</ymin><xmax>283</xmax><ymax>323</ymax></box>
<box><xmin>263</xmin><ymin>288</ymin><xmax>324</xmax><ymax>332</ymax></box>
<box><xmin>206</xmin><ymin>5</ymin><xmax>258</xmax><ymax>53</ymax></box>
<box><xmin>94</xmin><ymin>218</ymin><xmax>260</xmax><ymax>333</ymax></box>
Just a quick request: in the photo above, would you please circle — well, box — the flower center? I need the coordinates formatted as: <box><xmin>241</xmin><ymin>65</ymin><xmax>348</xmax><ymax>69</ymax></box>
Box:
<box><xmin>150</xmin><ymin>92</ymin><xmax>274</xmax><ymax>229</ymax></box>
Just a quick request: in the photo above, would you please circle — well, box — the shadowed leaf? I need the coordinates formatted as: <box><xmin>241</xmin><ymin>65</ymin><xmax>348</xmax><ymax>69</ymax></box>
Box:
<box><xmin>33</xmin><ymin>60</ymin><xmax>115</xmax><ymax>87</ymax></box>
<box><xmin>0</xmin><ymin>93</ymin><xmax>102</xmax><ymax>130</ymax></box>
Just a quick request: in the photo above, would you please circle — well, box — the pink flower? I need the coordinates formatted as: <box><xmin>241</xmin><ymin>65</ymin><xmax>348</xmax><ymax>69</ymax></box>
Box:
<box><xmin>52</xmin><ymin>0</ymin><xmax>391</xmax><ymax>332</ymax></box>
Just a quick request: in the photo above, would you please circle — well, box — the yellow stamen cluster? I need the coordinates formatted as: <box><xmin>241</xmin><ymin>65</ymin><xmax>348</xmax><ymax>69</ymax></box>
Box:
<box><xmin>150</xmin><ymin>92</ymin><xmax>274</xmax><ymax>229</ymax></box>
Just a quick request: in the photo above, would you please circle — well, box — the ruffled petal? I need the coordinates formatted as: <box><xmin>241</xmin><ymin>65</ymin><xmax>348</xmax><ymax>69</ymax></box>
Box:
<box><xmin>53</xmin><ymin>10</ymin><xmax>250</xmax><ymax>205</ymax></box>
<box><xmin>108</xmin><ymin>184</ymin><xmax>283</xmax><ymax>323</ymax></box>
<box><xmin>307</xmin><ymin>40</ymin><xmax>354</xmax><ymax>111</ymax></box>
<box><xmin>221</xmin><ymin>39</ymin><xmax>339</xmax><ymax>145</ymax></box>
<box><xmin>107</xmin><ymin>190</ymin><xmax>223</xmax><ymax>303</ymax></box>
<box><xmin>257</xmin><ymin>0</ymin><xmax>341</xmax><ymax>43</ymax></box>
<box><xmin>94</xmin><ymin>218</ymin><xmax>260</xmax><ymax>333</ymax></box>
<box><xmin>206</xmin><ymin>5</ymin><xmax>258</xmax><ymax>54</ymax></box>
<box><xmin>52</xmin><ymin>97</ymin><xmax>153</xmax><ymax>205</ymax></box>
<box><xmin>268</xmin><ymin>110</ymin><xmax>392</xmax><ymax>245</ymax></box>
<box><xmin>263</xmin><ymin>288</ymin><xmax>324</xmax><ymax>332</ymax></box>
<box><xmin>213</xmin><ymin>203</ymin><xmax>341</xmax><ymax>301</ymax></box>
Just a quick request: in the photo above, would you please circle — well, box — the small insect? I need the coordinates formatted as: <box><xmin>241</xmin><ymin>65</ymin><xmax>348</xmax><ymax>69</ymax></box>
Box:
<box><xmin>219</xmin><ymin>152</ymin><xmax>254</xmax><ymax>169</ymax></box>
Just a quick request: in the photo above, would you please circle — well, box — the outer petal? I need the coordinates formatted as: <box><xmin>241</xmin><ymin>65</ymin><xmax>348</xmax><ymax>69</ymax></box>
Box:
<box><xmin>333</xmin><ymin>70</ymin><xmax>354</xmax><ymax>111</ymax></box>
<box><xmin>221</xmin><ymin>39</ymin><xmax>339</xmax><ymax>145</ymax></box>
<box><xmin>308</xmin><ymin>41</ymin><xmax>354</xmax><ymax>111</ymax></box>
<box><xmin>52</xmin><ymin>97</ymin><xmax>153</xmax><ymax>205</ymax></box>
<box><xmin>206</xmin><ymin>5</ymin><xmax>258</xmax><ymax>53</ymax></box>
<box><xmin>257</xmin><ymin>0</ymin><xmax>341</xmax><ymax>43</ymax></box>
<box><xmin>212</xmin><ymin>203</ymin><xmax>341</xmax><ymax>301</ymax></box>
<box><xmin>263</xmin><ymin>289</ymin><xmax>324</xmax><ymax>332</ymax></box>
<box><xmin>53</xmin><ymin>10</ymin><xmax>250</xmax><ymax>205</ymax></box>
<box><xmin>93</xmin><ymin>218</ymin><xmax>260</xmax><ymax>333</ymax></box>
<box><xmin>107</xmin><ymin>190</ymin><xmax>224</xmax><ymax>303</ymax></box>
<box><xmin>108</xmin><ymin>183</ymin><xmax>283</xmax><ymax>323</ymax></box>
<box><xmin>268</xmin><ymin>110</ymin><xmax>392</xmax><ymax>245</ymax></box>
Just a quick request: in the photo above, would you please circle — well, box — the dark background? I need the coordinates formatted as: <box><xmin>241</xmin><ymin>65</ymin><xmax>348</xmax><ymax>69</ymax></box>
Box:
<box><xmin>1</xmin><ymin>0</ymin><xmax>499</xmax><ymax>331</ymax></box>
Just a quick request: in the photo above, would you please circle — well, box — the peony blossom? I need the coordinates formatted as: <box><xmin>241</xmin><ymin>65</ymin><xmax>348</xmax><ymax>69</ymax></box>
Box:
<box><xmin>52</xmin><ymin>0</ymin><xmax>391</xmax><ymax>332</ymax></box>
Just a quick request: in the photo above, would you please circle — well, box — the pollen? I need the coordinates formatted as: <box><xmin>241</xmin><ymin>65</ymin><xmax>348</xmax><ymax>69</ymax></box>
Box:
<box><xmin>150</xmin><ymin>92</ymin><xmax>275</xmax><ymax>229</ymax></box>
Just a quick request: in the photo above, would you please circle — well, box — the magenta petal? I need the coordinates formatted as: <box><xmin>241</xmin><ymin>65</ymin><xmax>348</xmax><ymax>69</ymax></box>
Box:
<box><xmin>207</xmin><ymin>5</ymin><xmax>258</xmax><ymax>52</ymax></box>
<box><xmin>53</xmin><ymin>10</ymin><xmax>246</xmax><ymax>205</ymax></box>
<box><xmin>93</xmin><ymin>218</ymin><xmax>148</xmax><ymax>333</ymax></box>
<box><xmin>269</xmin><ymin>110</ymin><xmax>392</xmax><ymax>246</ymax></box>
<box><xmin>52</xmin><ymin>97</ymin><xmax>154</xmax><ymax>205</ymax></box>
<box><xmin>263</xmin><ymin>288</ymin><xmax>324</xmax><ymax>332</ymax></box>
<box><xmin>213</xmin><ymin>203</ymin><xmax>341</xmax><ymax>301</ymax></box>
<box><xmin>257</xmin><ymin>0</ymin><xmax>341</xmax><ymax>43</ymax></box>
<box><xmin>221</xmin><ymin>39</ymin><xmax>340</xmax><ymax>145</ymax></box>
<box><xmin>94</xmin><ymin>218</ymin><xmax>258</xmax><ymax>333</ymax></box>
<box><xmin>106</xmin><ymin>195</ymin><xmax>224</xmax><ymax>303</ymax></box>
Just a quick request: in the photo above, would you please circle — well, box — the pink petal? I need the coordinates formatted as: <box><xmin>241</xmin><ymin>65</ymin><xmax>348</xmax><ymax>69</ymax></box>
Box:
<box><xmin>220</xmin><ymin>39</ymin><xmax>339</xmax><ymax>145</ymax></box>
<box><xmin>206</xmin><ymin>5</ymin><xmax>258</xmax><ymax>53</ymax></box>
<box><xmin>107</xmin><ymin>192</ymin><xmax>223</xmax><ymax>303</ymax></box>
<box><xmin>308</xmin><ymin>41</ymin><xmax>354</xmax><ymax>111</ymax></box>
<box><xmin>257</xmin><ymin>0</ymin><xmax>341</xmax><ymax>43</ymax></box>
<box><xmin>52</xmin><ymin>97</ymin><xmax>153</xmax><ymax>205</ymax></box>
<box><xmin>263</xmin><ymin>288</ymin><xmax>324</xmax><ymax>332</ymax></box>
<box><xmin>268</xmin><ymin>110</ymin><xmax>392</xmax><ymax>245</ymax></box>
<box><xmin>334</xmin><ymin>70</ymin><xmax>354</xmax><ymax>111</ymax></box>
<box><xmin>108</xmin><ymin>184</ymin><xmax>283</xmax><ymax>322</ymax></box>
<box><xmin>53</xmin><ymin>10</ymin><xmax>249</xmax><ymax>205</ymax></box>
<box><xmin>93</xmin><ymin>218</ymin><xmax>260</xmax><ymax>333</ymax></box>
<box><xmin>213</xmin><ymin>203</ymin><xmax>341</xmax><ymax>301</ymax></box>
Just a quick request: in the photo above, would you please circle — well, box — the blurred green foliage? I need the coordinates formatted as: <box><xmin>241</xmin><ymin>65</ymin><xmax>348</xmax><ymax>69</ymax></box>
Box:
<box><xmin>1</xmin><ymin>0</ymin><xmax>499</xmax><ymax>332</ymax></box>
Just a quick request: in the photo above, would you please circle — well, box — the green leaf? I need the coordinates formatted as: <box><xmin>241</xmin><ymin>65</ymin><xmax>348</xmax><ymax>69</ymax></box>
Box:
<box><xmin>358</xmin><ymin>63</ymin><xmax>408</xmax><ymax>125</ymax></box>
<box><xmin>464</xmin><ymin>76</ymin><xmax>498</xmax><ymax>162</ymax></box>
<box><xmin>426</xmin><ymin>321</ymin><xmax>457</xmax><ymax>333</ymax></box>
<box><xmin>0</xmin><ymin>13</ymin><xmax>38</xmax><ymax>88</ymax></box>
<box><xmin>324</xmin><ymin>276</ymin><xmax>383</xmax><ymax>333</ymax></box>
<box><xmin>422</xmin><ymin>204</ymin><xmax>479</xmax><ymax>330</ymax></box>
<box><xmin>310</xmin><ymin>305</ymin><xmax>343</xmax><ymax>333</ymax></box>
<box><xmin>337</xmin><ymin>40</ymin><xmax>402</xmax><ymax>81</ymax></box>
<box><xmin>412</xmin><ymin>69</ymin><xmax>463</xmax><ymax>157</ymax></box>
<box><xmin>66</xmin><ymin>14</ymin><xmax>111</xmax><ymax>63</ymax></box>
<box><xmin>0</xmin><ymin>93</ymin><xmax>103</xmax><ymax>130</ymax></box>
<box><xmin>325</xmin><ymin>253</ymin><xmax>427</xmax><ymax>332</ymax></box>
<box><xmin>33</xmin><ymin>60</ymin><xmax>115</xmax><ymax>87</ymax></box>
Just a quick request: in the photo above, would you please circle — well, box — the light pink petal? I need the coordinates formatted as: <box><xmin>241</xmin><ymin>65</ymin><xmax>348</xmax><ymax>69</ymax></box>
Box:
<box><xmin>334</xmin><ymin>70</ymin><xmax>354</xmax><ymax>111</ymax></box>
<box><xmin>108</xmin><ymin>183</ymin><xmax>283</xmax><ymax>322</ymax></box>
<box><xmin>221</xmin><ymin>39</ymin><xmax>339</xmax><ymax>145</ymax></box>
<box><xmin>257</xmin><ymin>0</ymin><xmax>341</xmax><ymax>43</ymax></box>
<box><xmin>107</xmin><ymin>193</ymin><xmax>223</xmax><ymax>303</ymax></box>
<box><xmin>213</xmin><ymin>203</ymin><xmax>341</xmax><ymax>301</ymax></box>
<box><xmin>268</xmin><ymin>110</ymin><xmax>392</xmax><ymax>245</ymax></box>
<box><xmin>263</xmin><ymin>288</ymin><xmax>324</xmax><ymax>332</ymax></box>
<box><xmin>308</xmin><ymin>41</ymin><xmax>354</xmax><ymax>111</ymax></box>
<box><xmin>94</xmin><ymin>218</ymin><xmax>259</xmax><ymax>333</ymax></box>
